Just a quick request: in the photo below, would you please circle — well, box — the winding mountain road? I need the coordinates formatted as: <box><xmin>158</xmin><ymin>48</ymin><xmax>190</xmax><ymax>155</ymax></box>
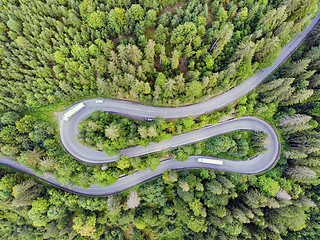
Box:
<box><xmin>1</xmin><ymin>117</ymin><xmax>279</xmax><ymax>196</ymax></box>
<box><xmin>0</xmin><ymin>12</ymin><xmax>319</xmax><ymax>196</ymax></box>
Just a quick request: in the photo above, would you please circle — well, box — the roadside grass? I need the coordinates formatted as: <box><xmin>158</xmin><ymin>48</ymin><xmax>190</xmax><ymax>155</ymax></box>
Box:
<box><xmin>22</xmin><ymin>92</ymin><xmax>104</xmax><ymax>133</ymax></box>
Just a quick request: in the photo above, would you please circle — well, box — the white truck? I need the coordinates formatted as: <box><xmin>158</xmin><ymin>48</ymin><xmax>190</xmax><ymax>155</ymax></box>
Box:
<box><xmin>63</xmin><ymin>103</ymin><xmax>85</xmax><ymax>121</ymax></box>
<box><xmin>197</xmin><ymin>158</ymin><xmax>223</xmax><ymax>165</ymax></box>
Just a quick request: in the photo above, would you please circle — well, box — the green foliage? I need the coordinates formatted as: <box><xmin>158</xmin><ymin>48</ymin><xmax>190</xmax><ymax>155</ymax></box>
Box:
<box><xmin>170</xmin><ymin>22</ymin><xmax>197</xmax><ymax>46</ymax></box>
<box><xmin>87</xmin><ymin>10</ymin><xmax>106</xmax><ymax>28</ymax></box>
<box><xmin>255</xmin><ymin>175</ymin><xmax>280</xmax><ymax>196</ymax></box>
<box><xmin>73</xmin><ymin>214</ymin><xmax>97</xmax><ymax>237</ymax></box>
<box><xmin>0</xmin><ymin>0</ymin><xmax>320</xmax><ymax>239</ymax></box>
<box><xmin>128</xmin><ymin>4</ymin><xmax>145</xmax><ymax>22</ymax></box>
<box><xmin>78</xmin><ymin>111</ymin><xmax>173</xmax><ymax>155</ymax></box>
<box><xmin>0</xmin><ymin>0</ymin><xmax>313</xmax><ymax>111</ymax></box>
<box><xmin>1</xmin><ymin>112</ymin><xmax>20</xmax><ymax>125</ymax></box>
<box><xmin>28</xmin><ymin>198</ymin><xmax>50</xmax><ymax>227</ymax></box>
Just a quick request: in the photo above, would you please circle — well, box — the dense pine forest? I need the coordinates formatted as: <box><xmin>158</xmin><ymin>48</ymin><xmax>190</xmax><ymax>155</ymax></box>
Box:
<box><xmin>1</xmin><ymin>0</ymin><xmax>320</xmax><ymax>239</ymax></box>
<box><xmin>0</xmin><ymin>0</ymin><xmax>318</xmax><ymax>110</ymax></box>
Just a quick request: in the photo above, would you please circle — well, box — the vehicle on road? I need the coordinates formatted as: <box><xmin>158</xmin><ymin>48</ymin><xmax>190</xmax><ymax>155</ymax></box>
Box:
<box><xmin>145</xmin><ymin>118</ymin><xmax>154</xmax><ymax>122</ymax></box>
<box><xmin>198</xmin><ymin>158</ymin><xmax>223</xmax><ymax>165</ymax></box>
<box><xmin>63</xmin><ymin>103</ymin><xmax>85</xmax><ymax>121</ymax></box>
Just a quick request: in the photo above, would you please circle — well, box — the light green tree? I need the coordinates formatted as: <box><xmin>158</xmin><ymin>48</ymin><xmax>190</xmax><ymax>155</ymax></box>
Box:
<box><xmin>105</xmin><ymin>124</ymin><xmax>120</xmax><ymax>140</ymax></box>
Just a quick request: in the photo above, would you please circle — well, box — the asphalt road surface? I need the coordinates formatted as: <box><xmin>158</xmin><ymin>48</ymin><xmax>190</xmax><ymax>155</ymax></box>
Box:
<box><xmin>0</xmin><ymin>117</ymin><xmax>279</xmax><ymax>196</ymax></box>
<box><xmin>1</xmin><ymin>12</ymin><xmax>319</xmax><ymax>196</ymax></box>
<box><xmin>59</xmin><ymin>12</ymin><xmax>320</xmax><ymax>164</ymax></box>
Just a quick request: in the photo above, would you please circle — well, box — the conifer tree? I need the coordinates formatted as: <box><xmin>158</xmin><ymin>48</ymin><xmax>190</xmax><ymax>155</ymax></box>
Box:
<box><xmin>127</xmin><ymin>190</ymin><xmax>140</xmax><ymax>209</ymax></box>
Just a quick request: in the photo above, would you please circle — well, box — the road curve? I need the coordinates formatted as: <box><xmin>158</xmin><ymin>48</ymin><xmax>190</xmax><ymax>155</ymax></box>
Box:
<box><xmin>1</xmin><ymin>117</ymin><xmax>279</xmax><ymax>196</ymax></box>
<box><xmin>0</xmin><ymin>12</ymin><xmax>319</xmax><ymax>196</ymax></box>
<box><xmin>59</xmin><ymin>11</ymin><xmax>320</xmax><ymax>164</ymax></box>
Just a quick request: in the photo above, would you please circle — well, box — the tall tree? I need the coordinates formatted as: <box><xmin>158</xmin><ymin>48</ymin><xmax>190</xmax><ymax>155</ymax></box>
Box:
<box><xmin>171</xmin><ymin>49</ymin><xmax>180</xmax><ymax>70</ymax></box>
<box><xmin>127</xmin><ymin>190</ymin><xmax>140</xmax><ymax>209</ymax></box>
<box><xmin>105</xmin><ymin>124</ymin><xmax>120</xmax><ymax>141</ymax></box>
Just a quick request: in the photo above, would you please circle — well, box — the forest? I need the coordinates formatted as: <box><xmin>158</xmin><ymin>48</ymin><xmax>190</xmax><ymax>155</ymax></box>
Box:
<box><xmin>0</xmin><ymin>0</ymin><xmax>318</xmax><ymax>110</ymax></box>
<box><xmin>78</xmin><ymin>110</ymin><xmax>267</xmax><ymax>158</ymax></box>
<box><xmin>1</xmin><ymin>0</ymin><xmax>320</xmax><ymax>239</ymax></box>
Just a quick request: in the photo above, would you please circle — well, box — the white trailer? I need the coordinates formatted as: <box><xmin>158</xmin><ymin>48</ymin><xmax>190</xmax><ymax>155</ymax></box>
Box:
<box><xmin>63</xmin><ymin>103</ymin><xmax>85</xmax><ymax>121</ymax></box>
<box><xmin>197</xmin><ymin>158</ymin><xmax>223</xmax><ymax>165</ymax></box>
